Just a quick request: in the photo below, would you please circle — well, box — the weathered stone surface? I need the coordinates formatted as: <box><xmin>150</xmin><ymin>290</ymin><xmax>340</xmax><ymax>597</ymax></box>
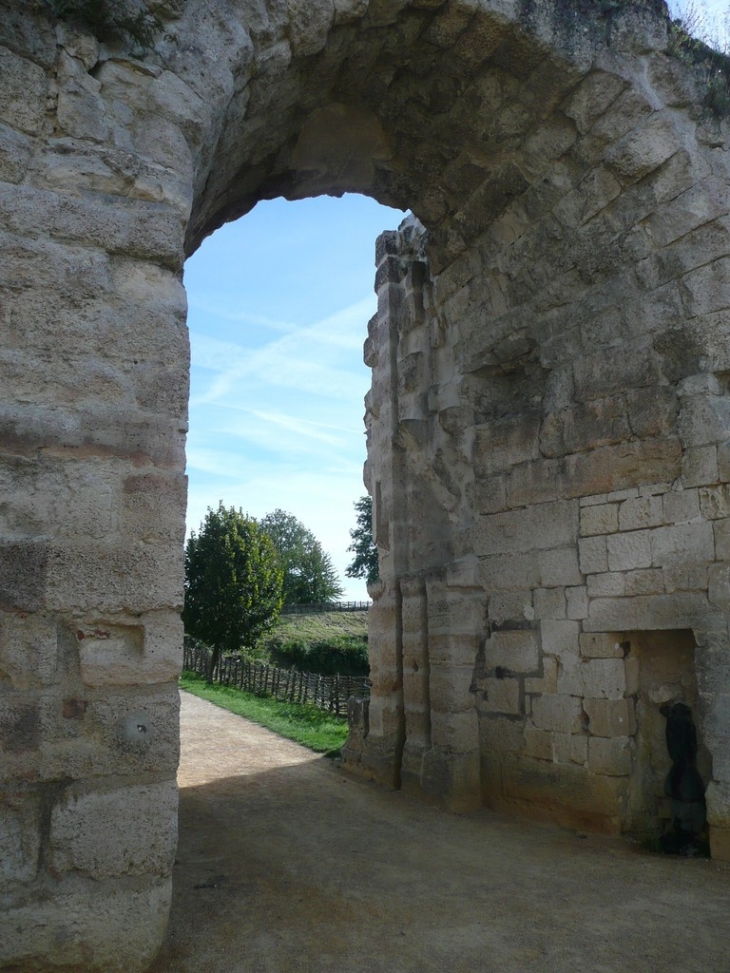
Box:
<box><xmin>50</xmin><ymin>780</ymin><xmax>177</xmax><ymax>879</ymax></box>
<box><xmin>4</xmin><ymin>1</ymin><xmax>730</xmax><ymax>968</ymax></box>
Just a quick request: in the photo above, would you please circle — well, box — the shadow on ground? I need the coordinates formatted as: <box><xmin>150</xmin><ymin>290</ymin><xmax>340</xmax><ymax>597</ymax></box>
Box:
<box><xmin>150</xmin><ymin>693</ymin><xmax>730</xmax><ymax>973</ymax></box>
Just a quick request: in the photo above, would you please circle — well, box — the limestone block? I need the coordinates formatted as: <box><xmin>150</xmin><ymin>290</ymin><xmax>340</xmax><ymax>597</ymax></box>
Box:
<box><xmin>719</xmin><ymin>441</ymin><xmax>730</xmax><ymax>481</ymax></box>
<box><xmin>333</xmin><ymin>0</ymin><xmax>369</xmax><ymax>24</ymax></box>
<box><xmin>624</xmin><ymin>569</ymin><xmax>665</xmax><ymax>596</ymax></box>
<box><xmin>607</xmin><ymin>530</ymin><xmax>652</xmax><ymax>571</ymax></box>
<box><xmin>573</xmin><ymin>343</ymin><xmax>659</xmax><ymax>402</ymax></box>
<box><xmin>483</xmin><ymin>628</ymin><xmax>539</xmax><ymax>673</ymax></box>
<box><xmin>699</xmin><ymin>485</ymin><xmax>730</xmax><ymax>520</ymax></box>
<box><xmin>286</xmin><ymin>0</ymin><xmax>334</xmax><ymax>54</ymax></box>
<box><xmin>625</xmin><ymin>386</ymin><xmax>679</xmax><ymax>440</ymax></box>
<box><xmin>662</xmin><ymin>488</ymin><xmax>700</xmax><ymax>524</ymax></box>
<box><xmin>553</xmin><ymin>166</ymin><xmax>621</xmax><ymax>229</ymax></box>
<box><xmin>0</xmin><ymin>456</ymin><xmax>116</xmax><ymax>540</ymax></box>
<box><xmin>0</xmin><ymin>788</ymin><xmax>40</xmax><ymax>885</ymax></box>
<box><xmin>480</xmin><ymin>552</ymin><xmax>542</xmax><ymax>592</ymax></box>
<box><xmin>663</xmin><ymin>562</ymin><xmax>709</xmax><ymax>593</ymax></box>
<box><xmin>714</xmin><ymin>520</ymin><xmax>730</xmax><ymax>561</ymax></box>
<box><xmin>509</xmin><ymin>441</ymin><xmax>681</xmax><ymax>509</ymax></box>
<box><xmin>582</xmin><ymin>659</ymin><xmax>627</xmax><ymax>699</ymax></box>
<box><xmin>540</xmin><ymin>619</ymin><xmax>579</xmax><ymax>658</ymax></box>
<box><xmin>562</xmin><ymin>70</ymin><xmax>627</xmax><ymax>135</ymax></box>
<box><xmin>472</xmin><ymin>500</ymin><xmax>578</xmax><ymax>556</ymax></box>
<box><xmin>120</xmin><ymin>471</ymin><xmax>188</xmax><ymax>544</ymax></box>
<box><xmin>0</xmin><ymin>876</ymin><xmax>172</xmax><ymax>973</ymax></box>
<box><xmin>649</xmin><ymin>180</ymin><xmax>729</xmax><ymax>248</ymax></box>
<box><xmin>50</xmin><ymin>779</ymin><xmax>177</xmax><ymax>880</ymax></box>
<box><xmin>0</xmin><ymin>542</ymin><xmax>48</xmax><ymax>613</ymax></box>
<box><xmin>694</xmin><ymin>632</ymin><xmax>730</xmax><ymax>697</ymax></box>
<box><xmin>430</xmin><ymin>708</ymin><xmax>479</xmax><ymax>753</ymax></box>
<box><xmin>429</xmin><ymin>665</ymin><xmax>476</xmax><ymax>713</ymax></box>
<box><xmin>525</xmin><ymin>656</ymin><xmax>558</xmax><ymax>694</ymax></box>
<box><xmin>0</xmin><ymin>184</ymin><xmax>185</xmax><ymax>269</ymax></box>
<box><xmin>679</xmin><ymin>394</ymin><xmax>730</xmax><ymax>448</ymax></box>
<box><xmin>0</xmin><ymin>47</ymin><xmax>47</xmax><ymax>135</ymax></box>
<box><xmin>75</xmin><ymin>611</ymin><xmax>182</xmax><ymax>688</ymax></box>
<box><xmin>618</xmin><ymin>495</ymin><xmax>663</xmax><ymax>532</ymax></box>
<box><xmin>584</xmin><ymin>697</ymin><xmax>636</xmax><ymax>737</ymax></box>
<box><xmin>587</xmin><ymin>572</ymin><xmax>626</xmax><ymax>597</ymax></box>
<box><xmin>624</xmin><ymin>655</ymin><xmax>639</xmax><ymax>696</ymax></box>
<box><xmin>681</xmin><ymin>445</ymin><xmax>718</xmax><ymax>488</ymax></box>
<box><xmin>421</xmin><ymin>745</ymin><xmax>482</xmax><ymax>812</ymax></box>
<box><xmin>580</xmin><ymin>502</ymin><xmax>618</xmax><ymax>536</ymax></box>
<box><xmin>481</xmin><ymin>676</ymin><xmax>520</xmax><ymax>715</ymax></box>
<box><xmin>523</xmin><ymin>726</ymin><xmax>552</xmax><ymax>760</ymax></box>
<box><xmin>706</xmin><ymin>780</ymin><xmax>730</xmax><ymax>827</ymax></box>
<box><xmin>0</xmin><ymin>695</ymin><xmax>43</xmax><ymax>761</ymax></box>
<box><xmin>553</xmin><ymin>731</ymin><xmax>587</xmax><ymax>765</ymax></box>
<box><xmin>555</xmin><ymin>648</ymin><xmax>583</xmax><ymax>697</ymax></box>
<box><xmin>473</xmin><ymin>415</ymin><xmax>541</xmax><ymax>476</ymax></box>
<box><xmin>606</xmin><ymin>115</ymin><xmax>679</xmax><ymax>182</ymax></box>
<box><xmin>530</xmin><ymin>693</ymin><xmax>583</xmax><ymax>733</ymax></box>
<box><xmin>700</xmin><ymin>693</ymin><xmax>730</xmax><ymax>780</ymax></box>
<box><xmin>650</xmin><ymin>521</ymin><xmax>715</xmax><ymax>568</ymax></box>
<box><xmin>588</xmin><ymin>736</ymin><xmax>633</xmax><ymax>776</ymax></box>
<box><xmin>0</xmin><ymin>612</ymin><xmax>58</xmax><ymax>689</ymax></box>
<box><xmin>56</xmin><ymin>58</ymin><xmax>109</xmax><ymax>142</ymax></box>
<box><xmin>487</xmin><ymin>590</ymin><xmax>533</xmax><ymax>623</ymax></box>
<box><xmin>681</xmin><ymin>257</ymin><xmax>730</xmax><ymax>317</ymax></box>
<box><xmin>533</xmin><ymin>587</ymin><xmax>565</xmax><ymax>620</ymax></box>
<box><xmin>537</xmin><ymin>547</ymin><xmax>583</xmax><ymax>588</ymax></box>
<box><xmin>708</xmin><ymin>563</ymin><xmax>730</xmax><ymax>613</ymax></box>
<box><xmin>0</xmin><ymin>121</ymin><xmax>32</xmax><ymax>183</ymax></box>
<box><xmin>585</xmin><ymin>593</ymin><xmax>724</xmax><ymax>633</ymax></box>
<box><xmin>579</xmin><ymin>86</ymin><xmax>654</xmax><ymax>165</ymax></box>
<box><xmin>578</xmin><ymin>535</ymin><xmax>608</xmax><ymax>574</ymax></box>
<box><xmin>566</xmin><ymin>586</ymin><xmax>588</xmax><ymax>619</ymax></box>
<box><xmin>87</xmin><ymin>686</ymin><xmax>180</xmax><ymax>778</ymax></box>
<box><xmin>580</xmin><ymin>633</ymin><xmax>626</xmax><ymax>659</ymax></box>
<box><xmin>478</xmin><ymin>713</ymin><xmax>524</xmax><ymax>754</ymax></box>
<box><xmin>44</xmin><ymin>541</ymin><xmax>183</xmax><ymax>614</ymax></box>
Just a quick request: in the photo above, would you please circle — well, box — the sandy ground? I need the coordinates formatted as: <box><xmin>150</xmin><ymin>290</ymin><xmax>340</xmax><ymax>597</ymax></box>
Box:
<box><xmin>150</xmin><ymin>691</ymin><xmax>730</xmax><ymax>973</ymax></box>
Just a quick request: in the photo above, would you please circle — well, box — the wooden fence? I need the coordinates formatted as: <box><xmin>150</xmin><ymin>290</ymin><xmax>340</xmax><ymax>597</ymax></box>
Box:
<box><xmin>280</xmin><ymin>601</ymin><xmax>371</xmax><ymax>615</ymax></box>
<box><xmin>183</xmin><ymin>640</ymin><xmax>370</xmax><ymax>716</ymax></box>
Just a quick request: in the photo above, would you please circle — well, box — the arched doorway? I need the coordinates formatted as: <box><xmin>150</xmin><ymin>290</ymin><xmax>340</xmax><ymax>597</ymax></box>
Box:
<box><xmin>3</xmin><ymin>2</ymin><xmax>730</xmax><ymax>970</ymax></box>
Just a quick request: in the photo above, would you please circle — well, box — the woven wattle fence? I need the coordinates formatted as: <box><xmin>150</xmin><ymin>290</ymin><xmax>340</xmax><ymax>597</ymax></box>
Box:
<box><xmin>183</xmin><ymin>639</ymin><xmax>370</xmax><ymax>716</ymax></box>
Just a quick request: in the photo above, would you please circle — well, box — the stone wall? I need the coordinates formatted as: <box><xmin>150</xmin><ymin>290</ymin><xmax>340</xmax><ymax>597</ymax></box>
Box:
<box><xmin>2</xmin><ymin>0</ymin><xmax>730</xmax><ymax>969</ymax></box>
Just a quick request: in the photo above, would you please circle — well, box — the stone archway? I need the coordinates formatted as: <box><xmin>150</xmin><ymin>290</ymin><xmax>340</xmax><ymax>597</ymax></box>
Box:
<box><xmin>3</xmin><ymin>1</ymin><xmax>730</xmax><ymax>970</ymax></box>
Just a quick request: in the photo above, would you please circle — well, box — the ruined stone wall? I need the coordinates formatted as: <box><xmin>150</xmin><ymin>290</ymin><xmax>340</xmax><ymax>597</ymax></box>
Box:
<box><xmin>2</xmin><ymin>1</ymin><xmax>730</xmax><ymax>970</ymax></box>
<box><xmin>354</xmin><ymin>82</ymin><xmax>730</xmax><ymax>853</ymax></box>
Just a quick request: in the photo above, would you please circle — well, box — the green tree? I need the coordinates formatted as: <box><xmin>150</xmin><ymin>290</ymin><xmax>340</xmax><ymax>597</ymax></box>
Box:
<box><xmin>346</xmin><ymin>496</ymin><xmax>379</xmax><ymax>586</ymax></box>
<box><xmin>183</xmin><ymin>503</ymin><xmax>284</xmax><ymax>680</ymax></box>
<box><xmin>260</xmin><ymin>509</ymin><xmax>344</xmax><ymax>605</ymax></box>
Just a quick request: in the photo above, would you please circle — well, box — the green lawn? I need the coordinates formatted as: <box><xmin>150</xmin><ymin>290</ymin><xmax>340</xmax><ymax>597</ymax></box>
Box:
<box><xmin>180</xmin><ymin>670</ymin><xmax>349</xmax><ymax>755</ymax></box>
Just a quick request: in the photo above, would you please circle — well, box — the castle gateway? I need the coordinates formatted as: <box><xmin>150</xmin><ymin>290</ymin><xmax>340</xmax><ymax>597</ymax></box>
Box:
<box><xmin>2</xmin><ymin>1</ymin><xmax>730</xmax><ymax>969</ymax></box>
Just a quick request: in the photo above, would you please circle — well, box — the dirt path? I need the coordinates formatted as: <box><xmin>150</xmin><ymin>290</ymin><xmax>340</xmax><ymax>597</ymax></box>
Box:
<box><xmin>151</xmin><ymin>692</ymin><xmax>730</xmax><ymax>973</ymax></box>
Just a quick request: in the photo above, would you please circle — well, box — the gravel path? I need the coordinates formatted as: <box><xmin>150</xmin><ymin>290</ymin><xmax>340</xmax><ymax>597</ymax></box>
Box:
<box><xmin>151</xmin><ymin>691</ymin><xmax>730</xmax><ymax>973</ymax></box>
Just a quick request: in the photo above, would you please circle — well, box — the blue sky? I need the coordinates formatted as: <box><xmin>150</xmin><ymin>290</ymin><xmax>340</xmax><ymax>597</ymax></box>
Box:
<box><xmin>184</xmin><ymin>194</ymin><xmax>404</xmax><ymax>599</ymax></box>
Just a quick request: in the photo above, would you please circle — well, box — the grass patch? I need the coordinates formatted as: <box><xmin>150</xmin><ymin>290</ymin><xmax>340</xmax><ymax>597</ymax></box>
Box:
<box><xmin>271</xmin><ymin>611</ymin><xmax>369</xmax><ymax>641</ymax></box>
<box><xmin>180</xmin><ymin>670</ymin><xmax>348</xmax><ymax>755</ymax></box>
<box><xmin>258</xmin><ymin>610</ymin><xmax>369</xmax><ymax>676</ymax></box>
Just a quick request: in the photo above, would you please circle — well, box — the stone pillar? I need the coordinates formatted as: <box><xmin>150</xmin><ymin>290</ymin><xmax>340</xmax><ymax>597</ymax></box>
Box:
<box><xmin>0</xmin><ymin>20</ymin><xmax>193</xmax><ymax>970</ymax></box>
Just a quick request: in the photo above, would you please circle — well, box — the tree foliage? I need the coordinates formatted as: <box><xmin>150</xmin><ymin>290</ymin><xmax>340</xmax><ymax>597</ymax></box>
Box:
<box><xmin>183</xmin><ymin>503</ymin><xmax>284</xmax><ymax>678</ymax></box>
<box><xmin>260</xmin><ymin>509</ymin><xmax>344</xmax><ymax>605</ymax></box>
<box><xmin>345</xmin><ymin>496</ymin><xmax>379</xmax><ymax>586</ymax></box>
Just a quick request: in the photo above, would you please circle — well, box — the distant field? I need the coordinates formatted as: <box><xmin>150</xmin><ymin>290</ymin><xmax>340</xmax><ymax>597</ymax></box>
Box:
<box><xmin>263</xmin><ymin>610</ymin><xmax>369</xmax><ymax>644</ymax></box>
<box><xmin>259</xmin><ymin>609</ymin><xmax>370</xmax><ymax>677</ymax></box>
